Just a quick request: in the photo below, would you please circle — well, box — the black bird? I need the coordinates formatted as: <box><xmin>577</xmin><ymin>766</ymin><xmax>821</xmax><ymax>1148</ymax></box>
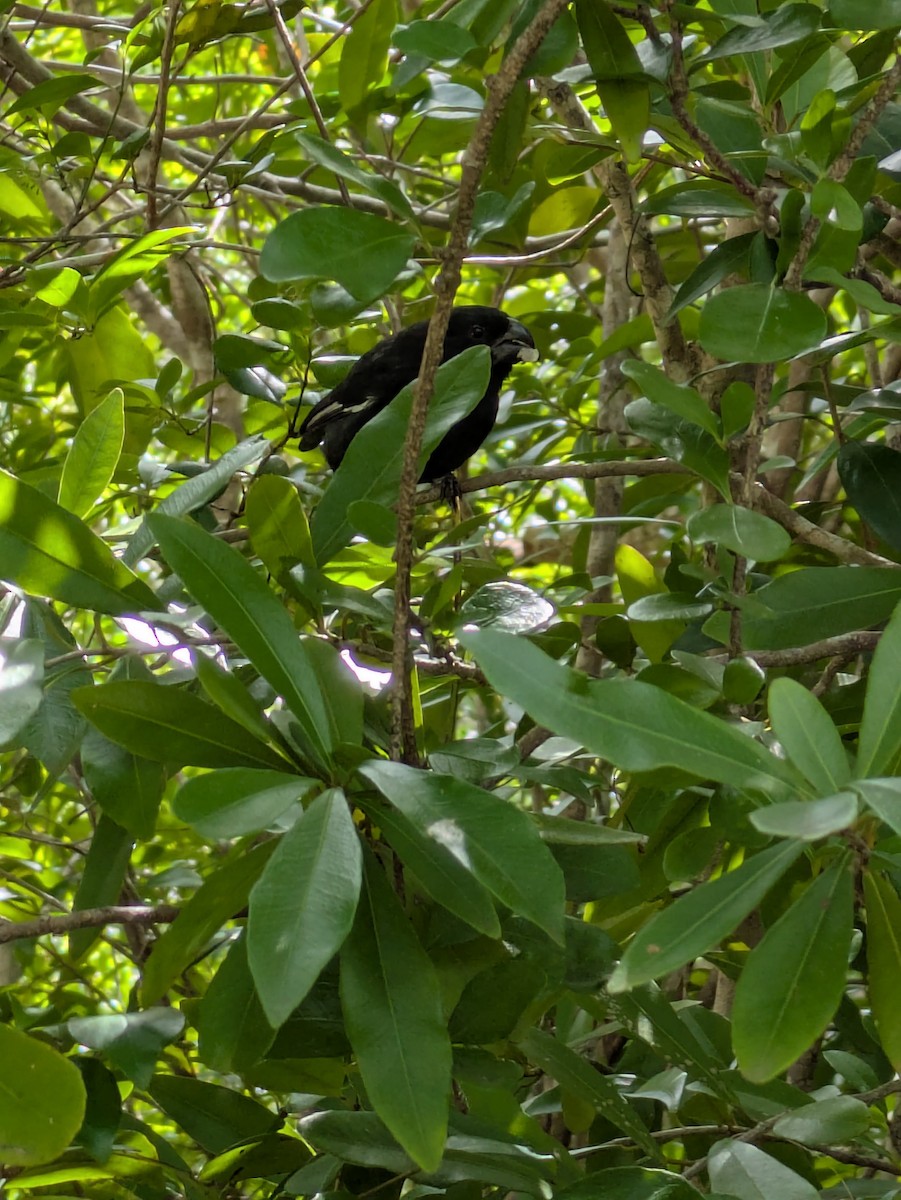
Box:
<box><xmin>297</xmin><ymin>306</ymin><xmax>538</xmax><ymax>482</ymax></box>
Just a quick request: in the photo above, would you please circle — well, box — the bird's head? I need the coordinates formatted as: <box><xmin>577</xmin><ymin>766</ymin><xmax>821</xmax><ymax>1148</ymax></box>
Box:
<box><xmin>445</xmin><ymin>306</ymin><xmax>539</xmax><ymax>369</ymax></box>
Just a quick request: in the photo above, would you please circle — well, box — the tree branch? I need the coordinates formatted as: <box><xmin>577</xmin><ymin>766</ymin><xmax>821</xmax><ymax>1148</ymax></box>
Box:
<box><xmin>0</xmin><ymin>905</ymin><xmax>181</xmax><ymax>945</ymax></box>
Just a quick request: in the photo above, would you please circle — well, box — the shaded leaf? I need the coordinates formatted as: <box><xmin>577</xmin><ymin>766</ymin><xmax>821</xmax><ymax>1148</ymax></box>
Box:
<box><xmin>698</xmin><ymin>284</ymin><xmax>827</xmax><ymax>363</ymax></box>
<box><xmin>863</xmin><ymin>869</ymin><xmax>901</xmax><ymax>1070</ymax></box>
<box><xmin>768</xmin><ymin>677</ymin><xmax>851</xmax><ymax>794</ymax></box>
<box><xmin>0</xmin><ymin>1026</ymin><xmax>86</xmax><ymax>1167</ymax></box>
<box><xmin>838</xmin><ymin>441</ymin><xmax>901</xmax><ymax>554</ymax></box>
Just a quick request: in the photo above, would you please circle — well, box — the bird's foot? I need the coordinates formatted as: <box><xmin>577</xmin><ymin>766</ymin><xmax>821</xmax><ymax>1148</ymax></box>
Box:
<box><xmin>437</xmin><ymin>473</ymin><xmax>463</xmax><ymax>518</ymax></box>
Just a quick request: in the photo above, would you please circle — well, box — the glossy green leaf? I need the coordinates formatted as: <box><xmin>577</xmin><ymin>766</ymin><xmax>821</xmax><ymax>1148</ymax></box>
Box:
<box><xmin>687</xmin><ymin>505</ymin><xmax>790</xmax><ymax>561</ymax></box>
<box><xmin>708</xmin><ymin>1139</ymin><xmax>818</xmax><ymax>1200</ymax></box>
<box><xmin>73</xmin><ymin>679</ymin><xmax>288</xmax><ymax>770</ymax></box>
<box><xmin>698</xmin><ymin>284</ymin><xmax>827</xmax><ymax>363</ymax></box>
<box><xmin>598</xmin><ymin>78</ymin><xmax>650</xmax><ymax>165</ymax></box>
<box><xmin>556</xmin><ymin>1167</ymin><xmax>700</xmax><ymax>1200</ymax></box>
<box><xmin>807</xmin><ymin>266</ymin><xmax>901</xmax><ymax>316</ymax></box>
<box><xmin>0</xmin><ymin>1026</ymin><xmax>86</xmax><ymax>1166</ymax></box>
<box><xmin>811</xmin><ymin>178</ymin><xmax>863</xmax><ymax>233</ymax></box>
<box><xmin>457</xmin><ymin>580</ymin><xmax>554</xmax><ymax>634</ymax></box>
<box><xmin>699</xmin><ymin>4</ymin><xmax>820</xmax><ymax>61</ymax></box>
<box><xmin>828</xmin><ymin>0</ymin><xmax>901</xmax><ymax>28</ymax></box>
<box><xmin>767</xmin><ymin>677</ymin><xmax>851</xmax><ymax>794</ymax></box>
<box><xmin>863</xmin><ymin>869</ymin><xmax>901</xmax><ymax>1070</ymax></box>
<box><xmin>196</xmin><ymin>934</ymin><xmax>275</xmax><ymax>1074</ymax></box>
<box><xmin>853</xmin><ymin>777</ymin><xmax>901</xmax><ymax>835</ymax></box>
<box><xmin>856</xmin><ymin>599</ymin><xmax>901</xmax><ymax>777</ymax></box>
<box><xmin>175</xmin><ymin>768</ymin><xmax>314</xmax><ymax>839</ymax></box>
<box><xmin>393</xmin><ymin>20</ymin><xmax>475</xmax><ymax>63</ymax></box>
<box><xmin>0</xmin><ymin>468</ymin><xmax>158</xmax><ymax>614</ymax></box>
<box><xmin>360</xmin><ymin>759</ymin><xmax>565</xmax><ymax>943</ymax></box>
<box><xmin>624</xmin><ymin>398</ymin><xmax>731</xmax><ymax>497</ymax></box>
<box><xmin>772</xmin><ymin>1096</ymin><xmax>872</xmax><ymax>1145</ymax></box>
<box><xmin>69</xmin><ymin>815</ymin><xmax>134</xmax><ymax>961</ymax></box>
<box><xmin>81</xmin><ymin>721</ymin><xmax>165</xmax><ymax>840</ymax></box>
<box><xmin>260</xmin><ymin>209</ymin><xmax>413</xmax><ymax>305</ymax></box>
<box><xmin>295</xmin><ymin>133</ymin><xmax>413</xmax><ymax>220</ymax></box>
<box><xmin>338</xmin><ymin>0</ymin><xmax>396</xmax><ymax>112</ymax></box>
<box><xmin>123</xmin><ymin>436</ymin><xmax>269</xmax><ymax>567</ymax></box>
<box><xmin>608</xmin><ymin>840</ymin><xmax>805</xmax><ymax>991</ymax></box>
<box><xmin>148</xmin><ymin>1075</ymin><xmax>276</xmax><ymax>1155</ymax></box>
<box><xmin>517</xmin><ymin>1028</ymin><xmax>657</xmax><ymax>1158</ymax></box>
<box><xmin>58</xmin><ymin>388</ymin><xmax>124</xmax><ymax>518</ymax></box>
<box><xmin>150</xmin><ymin>515</ymin><xmax>361</xmax><ymax>769</ymax></box>
<box><xmin>750</xmin><ymin>792</ymin><xmax>858</xmax><ymax>840</ymax></box>
<box><xmin>340</xmin><ymin>849</ymin><xmax>451</xmax><ymax>1172</ymax></box>
<box><xmin>248</xmin><ymin>790</ymin><xmax>362</xmax><ymax>1027</ymax></box>
<box><xmin>357</xmin><ymin>797</ymin><xmax>500</xmax><ymax>937</ymax></box>
<box><xmin>838</xmin><ymin>441</ymin><xmax>901</xmax><ymax>554</ymax></box>
<box><xmin>141</xmin><ymin>840</ymin><xmax>276</xmax><ymax>1005</ymax></box>
<box><xmin>462</xmin><ymin>629</ymin><xmax>801</xmax><ymax>795</ymax></box>
<box><xmin>0</xmin><ymin>639</ymin><xmax>43</xmax><ymax>743</ymax></box>
<box><xmin>643</xmin><ymin>181</ymin><xmax>755</xmax><ymax>219</ymax></box>
<box><xmin>68</xmin><ymin>1008</ymin><xmax>184</xmax><ymax>1089</ymax></box>
<box><xmin>667</xmin><ymin>233</ymin><xmax>756</xmax><ymax>319</ymax></box>
<box><xmin>244</xmin><ymin>474</ymin><xmax>315</xmax><ymax>576</ymax></box>
<box><xmin>719</xmin><ymin>567</ymin><xmax>901</xmax><ymax>650</ymax></box>
<box><xmin>621</xmin><ymin>360</ymin><xmax>720</xmax><ymax>438</ymax></box>
<box><xmin>575</xmin><ymin>0</ymin><xmax>643</xmax><ymax>79</ymax></box>
<box><xmin>310</xmin><ymin>346</ymin><xmax>490</xmax><ymax>564</ymax></box>
<box><xmin>732</xmin><ymin>860</ymin><xmax>854</xmax><ymax>1081</ymax></box>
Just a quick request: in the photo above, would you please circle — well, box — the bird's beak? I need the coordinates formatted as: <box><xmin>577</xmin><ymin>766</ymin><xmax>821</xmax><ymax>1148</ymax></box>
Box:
<box><xmin>494</xmin><ymin>320</ymin><xmax>539</xmax><ymax>362</ymax></box>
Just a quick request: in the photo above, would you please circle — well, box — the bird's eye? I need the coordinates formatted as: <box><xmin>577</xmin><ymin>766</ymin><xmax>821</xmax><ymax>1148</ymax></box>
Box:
<box><xmin>470</xmin><ymin>325</ymin><xmax>485</xmax><ymax>338</ymax></box>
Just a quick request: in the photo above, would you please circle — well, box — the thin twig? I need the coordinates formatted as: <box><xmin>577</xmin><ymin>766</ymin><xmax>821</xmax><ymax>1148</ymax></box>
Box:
<box><xmin>0</xmin><ymin>905</ymin><xmax>181</xmax><ymax>944</ymax></box>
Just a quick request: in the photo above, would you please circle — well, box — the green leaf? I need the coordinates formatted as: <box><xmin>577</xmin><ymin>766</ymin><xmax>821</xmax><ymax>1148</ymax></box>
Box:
<box><xmin>721</xmin><ymin>567</ymin><xmax>901</xmax><ymax>651</ymax></box>
<box><xmin>74</xmin><ymin>1058</ymin><xmax>121</xmax><ymax>1164</ymax></box>
<box><xmin>70</xmin><ymin>815</ymin><xmax>134</xmax><ymax>961</ymax></box>
<box><xmin>556</xmin><ymin>1167</ymin><xmax>699</xmax><ymax>1200</ymax></box>
<box><xmin>248</xmin><ymin>790</ymin><xmax>362</xmax><ymax>1027</ymax></box>
<box><xmin>196</xmin><ymin>934</ymin><xmax>275</xmax><ymax>1074</ymax></box>
<box><xmin>457</xmin><ymin>580</ymin><xmax>555</xmax><ymax>634</ymax></box>
<box><xmin>806</xmin><ymin>266</ymin><xmax>901</xmax><ymax>316</ymax></box>
<box><xmin>828</xmin><ymin>0</ymin><xmax>901</xmax><ymax>29</ymax></box>
<box><xmin>750</xmin><ymin>792</ymin><xmax>858</xmax><ymax>840</ymax></box>
<box><xmin>0</xmin><ymin>639</ymin><xmax>43</xmax><ymax>743</ymax></box>
<box><xmin>260</xmin><ymin>209</ymin><xmax>414</xmax><ymax>306</ymax></box>
<box><xmin>393</xmin><ymin>20</ymin><xmax>476</xmax><ymax>63</ymax></box>
<box><xmin>148</xmin><ymin>1075</ymin><xmax>276</xmax><ymax>1155</ymax></box>
<box><xmin>772</xmin><ymin>1095</ymin><xmax>873</xmax><ymax>1145</ymax></box>
<box><xmin>244</xmin><ymin>474</ymin><xmax>314</xmax><ymax>577</ymax></box>
<box><xmin>310</xmin><ymin>347</ymin><xmax>491</xmax><ymax>564</ymax></box>
<box><xmin>621</xmin><ymin>360</ymin><xmax>720</xmax><ymax>438</ymax></box>
<box><xmin>608</xmin><ymin>840</ymin><xmax>805</xmax><ymax>991</ymax></box>
<box><xmin>598</xmin><ymin>78</ymin><xmax>650</xmax><ymax>165</ymax></box>
<box><xmin>687</xmin><ymin>505</ymin><xmax>790</xmax><ymax>561</ymax></box>
<box><xmin>811</xmin><ymin>178</ymin><xmax>863</xmax><ymax>233</ymax></box>
<box><xmin>6</xmin><ymin>72</ymin><xmax>101</xmax><ymax>116</ymax></box>
<box><xmin>767</xmin><ymin>677</ymin><xmax>851</xmax><ymax>794</ymax></box>
<box><xmin>732</xmin><ymin>859</ymin><xmax>854</xmax><ymax>1081</ymax></box>
<box><xmin>295</xmin><ymin>133</ymin><xmax>414</xmax><ymax>220</ymax></box>
<box><xmin>123</xmin><ymin>436</ymin><xmax>270</xmax><ymax>567</ymax></box>
<box><xmin>174</xmin><ymin>768</ymin><xmax>315</xmax><ymax>839</ymax></box>
<box><xmin>838</xmin><ymin>441</ymin><xmax>901</xmax><ymax>554</ymax></box>
<box><xmin>338</xmin><ymin>0</ymin><xmax>396</xmax><ymax>112</ymax></box>
<box><xmin>142</xmin><ymin>840</ymin><xmax>276</xmax><ymax>1006</ymax></box>
<box><xmin>643</xmin><ymin>181</ymin><xmax>755</xmax><ymax>219</ymax></box>
<box><xmin>699</xmin><ymin>4</ymin><xmax>821</xmax><ymax>61</ymax></box>
<box><xmin>81</xmin><ymin>721</ymin><xmax>165</xmax><ymax>840</ymax></box>
<box><xmin>340</xmin><ymin>849</ymin><xmax>452</xmax><ymax>1172</ymax></box>
<box><xmin>667</xmin><ymin>233</ymin><xmax>756</xmax><ymax>319</ymax></box>
<box><xmin>0</xmin><ymin>468</ymin><xmax>159</xmax><ymax>614</ymax></box>
<box><xmin>462</xmin><ymin>629</ymin><xmax>801</xmax><ymax>795</ymax></box>
<box><xmin>853</xmin><ymin>777</ymin><xmax>901</xmax><ymax>835</ymax></box>
<box><xmin>575</xmin><ymin>0</ymin><xmax>643</xmax><ymax>79</ymax></box>
<box><xmin>68</xmin><ymin>1009</ymin><xmax>184</xmax><ymax>1089</ymax></box>
<box><xmin>698</xmin><ymin>284</ymin><xmax>828</xmax><ymax>363</ymax></box>
<box><xmin>863</xmin><ymin>869</ymin><xmax>901</xmax><ymax>1070</ymax></box>
<box><xmin>58</xmin><ymin>389</ymin><xmax>124</xmax><ymax>518</ymax></box>
<box><xmin>517</xmin><ymin>1028</ymin><xmax>658</xmax><ymax>1158</ymax></box>
<box><xmin>72</xmin><ymin>680</ymin><xmax>288</xmax><ymax>770</ymax></box>
<box><xmin>360</xmin><ymin>759</ymin><xmax>565</xmax><ymax>944</ymax></box>
<box><xmin>856</xmin><ymin>600</ymin><xmax>901</xmax><ymax>777</ymax></box>
<box><xmin>150</xmin><ymin>515</ymin><xmax>361</xmax><ymax>769</ymax></box>
<box><xmin>356</xmin><ymin>796</ymin><xmax>500</xmax><ymax>937</ymax></box>
<box><xmin>624</xmin><ymin>398</ymin><xmax>731</xmax><ymax>497</ymax></box>
<box><xmin>708</xmin><ymin>1139</ymin><xmax>818</xmax><ymax>1200</ymax></box>
<box><xmin>0</xmin><ymin>1025</ymin><xmax>87</xmax><ymax>1166</ymax></box>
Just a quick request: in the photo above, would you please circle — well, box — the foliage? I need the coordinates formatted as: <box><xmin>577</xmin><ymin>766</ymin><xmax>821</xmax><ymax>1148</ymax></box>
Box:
<box><xmin>1</xmin><ymin>0</ymin><xmax>901</xmax><ymax>1197</ymax></box>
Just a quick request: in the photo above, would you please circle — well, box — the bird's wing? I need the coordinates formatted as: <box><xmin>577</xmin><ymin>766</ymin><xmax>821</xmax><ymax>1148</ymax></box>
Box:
<box><xmin>298</xmin><ymin>327</ymin><xmax>427</xmax><ymax>450</ymax></box>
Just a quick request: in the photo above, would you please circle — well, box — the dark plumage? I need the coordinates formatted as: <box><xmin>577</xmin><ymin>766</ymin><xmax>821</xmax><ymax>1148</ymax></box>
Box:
<box><xmin>297</xmin><ymin>306</ymin><xmax>538</xmax><ymax>482</ymax></box>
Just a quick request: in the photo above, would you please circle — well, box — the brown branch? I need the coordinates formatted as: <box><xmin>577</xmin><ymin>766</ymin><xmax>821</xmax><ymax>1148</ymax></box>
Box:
<box><xmin>748</xmin><ymin>481</ymin><xmax>896</xmax><ymax>567</ymax></box>
<box><xmin>415</xmin><ymin>457</ymin><xmax>688</xmax><ymax>503</ymax></box>
<box><xmin>0</xmin><ymin>905</ymin><xmax>181</xmax><ymax>944</ymax></box>
<box><xmin>389</xmin><ymin>0</ymin><xmax>572</xmax><ymax>762</ymax></box>
<box><xmin>711</xmin><ymin>630</ymin><xmax>883</xmax><ymax>669</ymax></box>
